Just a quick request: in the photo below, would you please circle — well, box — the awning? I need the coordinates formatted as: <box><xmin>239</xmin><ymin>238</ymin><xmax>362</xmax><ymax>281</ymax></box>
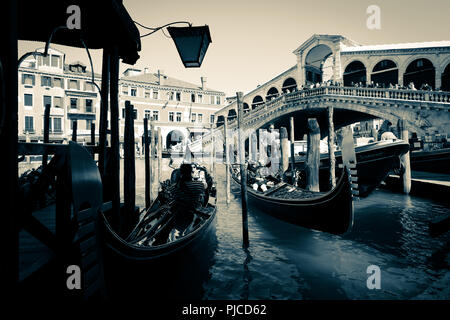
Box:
<box><xmin>17</xmin><ymin>0</ymin><xmax>141</xmax><ymax>64</ymax></box>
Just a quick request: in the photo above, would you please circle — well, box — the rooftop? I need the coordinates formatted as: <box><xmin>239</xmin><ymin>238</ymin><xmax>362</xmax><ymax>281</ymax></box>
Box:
<box><xmin>342</xmin><ymin>40</ymin><xmax>450</xmax><ymax>52</ymax></box>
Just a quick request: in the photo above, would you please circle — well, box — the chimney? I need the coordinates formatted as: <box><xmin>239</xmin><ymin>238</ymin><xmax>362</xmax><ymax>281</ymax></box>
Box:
<box><xmin>201</xmin><ymin>76</ymin><xmax>207</xmax><ymax>90</ymax></box>
<box><xmin>158</xmin><ymin>69</ymin><xmax>164</xmax><ymax>85</ymax></box>
<box><xmin>144</xmin><ymin>67</ymin><xmax>150</xmax><ymax>74</ymax></box>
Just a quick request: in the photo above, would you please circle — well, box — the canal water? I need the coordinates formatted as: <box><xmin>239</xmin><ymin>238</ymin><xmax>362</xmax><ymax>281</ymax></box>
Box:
<box><xmin>125</xmin><ymin>159</ymin><xmax>449</xmax><ymax>300</ymax></box>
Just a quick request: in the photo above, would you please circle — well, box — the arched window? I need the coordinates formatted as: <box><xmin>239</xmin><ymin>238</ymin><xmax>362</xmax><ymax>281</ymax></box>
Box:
<box><xmin>227</xmin><ymin>109</ymin><xmax>237</xmax><ymax>120</ymax></box>
<box><xmin>216</xmin><ymin>115</ymin><xmax>225</xmax><ymax>126</ymax></box>
<box><xmin>266</xmin><ymin>87</ymin><xmax>279</xmax><ymax>101</ymax></box>
<box><xmin>371</xmin><ymin>60</ymin><xmax>398</xmax><ymax>87</ymax></box>
<box><xmin>251</xmin><ymin>95</ymin><xmax>264</xmax><ymax>109</ymax></box>
<box><xmin>243</xmin><ymin>103</ymin><xmax>250</xmax><ymax>113</ymax></box>
<box><xmin>442</xmin><ymin>63</ymin><xmax>450</xmax><ymax>91</ymax></box>
<box><xmin>282</xmin><ymin>78</ymin><xmax>297</xmax><ymax>93</ymax></box>
<box><xmin>403</xmin><ymin>58</ymin><xmax>435</xmax><ymax>89</ymax></box>
<box><xmin>343</xmin><ymin>61</ymin><xmax>366</xmax><ymax>86</ymax></box>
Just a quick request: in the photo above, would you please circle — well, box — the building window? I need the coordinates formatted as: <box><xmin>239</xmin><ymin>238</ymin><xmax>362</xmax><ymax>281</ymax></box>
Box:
<box><xmin>85</xmin><ymin>99</ymin><xmax>93</xmax><ymax>113</ymax></box>
<box><xmin>51</xmin><ymin>55</ymin><xmax>60</xmax><ymax>67</ymax></box>
<box><xmin>86</xmin><ymin>119</ymin><xmax>93</xmax><ymax>130</ymax></box>
<box><xmin>191</xmin><ymin>113</ymin><xmax>197</xmax><ymax>123</ymax></box>
<box><xmin>176</xmin><ymin>112</ymin><xmax>182</xmax><ymax>122</ymax></box>
<box><xmin>198</xmin><ymin>113</ymin><xmax>203</xmax><ymax>123</ymax></box>
<box><xmin>144</xmin><ymin>110</ymin><xmax>151</xmax><ymax>119</ymax></box>
<box><xmin>41</xmin><ymin>76</ymin><xmax>52</xmax><ymax>87</ymax></box>
<box><xmin>169</xmin><ymin>112</ymin><xmax>174</xmax><ymax>122</ymax></box>
<box><xmin>43</xmin><ymin>95</ymin><xmax>52</xmax><ymax>108</ymax></box>
<box><xmin>210</xmin><ymin>96</ymin><xmax>215</xmax><ymax>104</ymax></box>
<box><xmin>198</xmin><ymin>94</ymin><xmax>203</xmax><ymax>103</ymax></box>
<box><xmin>53</xmin><ymin>96</ymin><xmax>63</xmax><ymax>108</ymax></box>
<box><xmin>85</xmin><ymin>82</ymin><xmax>94</xmax><ymax>91</ymax></box>
<box><xmin>176</xmin><ymin>92</ymin><xmax>181</xmax><ymax>101</ymax></box>
<box><xmin>210</xmin><ymin>114</ymin><xmax>215</xmax><ymax>124</ymax></box>
<box><xmin>168</xmin><ymin>91</ymin><xmax>174</xmax><ymax>100</ymax></box>
<box><xmin>41</xmin><ymin>55</ymin><xmax>50</xmax><ymax>66</ymax></box>
<box><xmin>152</xmin><ymin>110</ymin><xmax>159</xmax><ymax>121</ymax></box>
<box><xmin>153</xmin><ymin>90</ymin><xmax>159</xmax><ymax>100</ymax></box>
<box><xmin>24</xmin><ymin>94</ymin><xmax>33</xmax><ymax>107</ymax></box>
<box><xmin>131</xmin><ymin>88</ymin><xmax>137</xmax><ymax>96</ymax></box>
<box><xmin>122</xmin><ymin>85</ymin><xmax>129</xmax><ymax>95</ymax></box>
<box><xmin>53</xmin><ymin>117</ymin><xmax>62</xmax><ymax>133</ymax></box>
<box><xmin>69</xmin><ymin>79</ymin><xmax>79</xmax><ymax>90</ymax></box>
<box><xmin>216</xmin><ymin>96</ymin><xmax>221</xmax><ymax>105</ymax></box>
<box><xmin>22</xmin><ymin>74</ymin><xmax>35</xmax><ymax>86</ymax></box>
<box><xmin>70</xmin><ymin>98</ymin><xmax>78</xmax><ymax>109</ymax></box>
<box><xmin>191</xmin><ymin>93</ymin><xmax>196</xmax><ymax>103</ymax></box>
<box><xmin>25</xmin><ymin>116</ymin><xmax>34</xmax><ymax>132</ymax></box>
<box><xmin>145</xmin><ymin>89</ymin><xmax>151</xmax><ymax>99</ymax></box>
<box><xmin>53</xmin><ymin>77</ymin><xmax>63</xmax><ymax>88</ymax></box>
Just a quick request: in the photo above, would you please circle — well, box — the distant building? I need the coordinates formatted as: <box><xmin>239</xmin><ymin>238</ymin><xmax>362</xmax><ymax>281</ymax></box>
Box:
<box><xmin>18</xmin><ymin>47</ymin><xmax>226</xmax><ymax>149</ymax></box>
<box><xmin>18</xmin><ymin>47</ymin><xmax>101</xmax><ymax>143</ymax></box>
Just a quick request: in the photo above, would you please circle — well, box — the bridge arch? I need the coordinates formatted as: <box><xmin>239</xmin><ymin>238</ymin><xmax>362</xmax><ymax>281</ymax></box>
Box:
<box><xmin>402</xmin><ymin>57</ymin><xmax>436</xmax><ymax>89</ymax></box>
<box><xmin>371</xmin><ymin>59</ymin><xmax>398</xmax><ymax>87</ymax></box>
<box><xmin>304</xmin><ymin>44</ymin><xmax>334</xmax><ymax>84</ymax></box>
<box><xmin>243</xmin><ymin>103</ymin><xmax>250</xmax><ymax>113</ymax></box>
<box><xmin>251</xmin><ymin>95</ymin><xmax>264</xmax><ymax>109</ymax></box>
<box><xmin>343</xmin><ymin>60</ymin><xmax>367</xmax><ymax>86</ymax></box>
<box><xmin>441</xmin><ymin>62</ymin><xmax>450</xmax><ymax>91</ymax></box>
<box><xmin>266</xmin><ymin>87</ymin><xmax>280</xmax><ymax>101</ymax></box>
<box><xmin>282</xmin><ymin>77</ymin><xmax>297</xmax><ymax>93</ymax></box>
<box><xmin>166</xmin><ymin>130</ymin><xmax>184</xmax><ymax>148</ymax></box>
<box><xmin>216</xmin><ymin>115</ymin><xmax>225</xmax><ymax>126</ymax></box>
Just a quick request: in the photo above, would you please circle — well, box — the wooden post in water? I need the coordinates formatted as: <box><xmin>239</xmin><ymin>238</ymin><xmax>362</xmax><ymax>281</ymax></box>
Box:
<box><xmin>224</xmin><ymin>120</ymin><xmax>231</xmax><ymax>204</ymax></box>
<box><xmin>124</xmin><ymin>101</ymin><xmax>136</xmax><ymax>234</ymax></box>
<box><xmin>149</xmin><ymin>121</ymin><xmax>154</xmax><ymax>203</ymax></box>
<box><xmin>42</xmin><ymin>103</ymin><xmax>50</xmax><ymax>167</ymax></box>
<box><xmin>237</xmin><ymin>92</ymin><xmax>249</xmax><ymax>248</ymax></box>
<box><xmin>72</xmin><ymin>120</ymin><xmax>78</xmax><ymax>142</ymax></box>
<box><xmin>398</xmin><ymin>119</ymin><xmax>411</xmax><ymax>194</ymax></box>
<box><xmin>250</xmin><ymin>132</ymin><xmax>258</xmax><ymax>163</ymax></box>
<box><xmin>289</xmin><ymin>117</ymin><xmax>296</xmax><ymax>184</ymax></box>
<box><xmin>327</xmin><ymin>106</ymin><xmax>336</xmax><ymax>189</ymax></box>
<box><xmin>210</xmin><ymin>128</ymin><xmax>215</xmax><ymax>177</ymax></box>
<box><xmin>98</xmin><ymin>48</ymin><xmax>110</xmax><ymax>178</ymax></box>
<box><xmin>90</xmin><ymin>122</ymin><xmax>95</xmax><ymax>146</ymax></box>
<box><xmin>306</xmin><ymin>118</ymin><xmax>320</xmax><ymax>192</ymax></box>
<box><xmin>157</xmin><ymin>127</ymin><xmax>162</xmax><ymax>185</ymax></box>
<box><xmin>109</xmin><ymin>46</ymin><xmax>121</xmax><ymax>232</ymax></box>
<box><xmin>144</xmin><ymin>118</ymin><xmax>150</xmax><ymax>209</ymax></box>
<box><xmin>280</xmin><ymin>127</ymin><xmax>289</xmax><ymax>179</ymax></box>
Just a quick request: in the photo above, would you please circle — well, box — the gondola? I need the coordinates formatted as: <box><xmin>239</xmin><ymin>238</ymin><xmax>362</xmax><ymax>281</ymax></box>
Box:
<box><xmin>100</xmin><ymin>164</ymin><xmax>217</xmax><ymax>300</ymax></box>
<box><xmin>231</xmin><ymin>164</ymin><xmax>354</xmax><ymax>235</ymax></box>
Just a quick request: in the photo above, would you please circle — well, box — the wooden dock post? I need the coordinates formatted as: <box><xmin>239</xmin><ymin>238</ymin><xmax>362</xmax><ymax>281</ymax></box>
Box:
<box><xmin>289</xmin><ymin>117</ymin><xmax>296</xmax><ymax>184</ymax></box>
<box><xmin>71</xmin><ymin>120</ymin><xmax>78</xmax><ymax>142</ymax></box>
<box><xmin>109</xmin><ymin>46</ymin><xmax>121</xmax><ymax>232</ymax></box>
<box><xmin>149</xmin><ymin>121</ymin><xmax>154</xmax><ymax>203</ymax></box>
<box><xmin>306</xmin><ymin>118</ymin><xmax>320</xmax><ymax>192</ymax></box>
<box><xmin>250</xmin><ymin>131</ymin><xmax>258</xmax><ymax>163</ymax></box>
<box><xmin>42</xmin><ymin>103</ymin><xmax>50</xmax><ymax>167</ymax></box>
<box><xmin>98</xmin><ymin>48</ymin><xmax>110</xmax><ymax>178</ymax></box>
<box><xmin>224</xmin><ymin>120</ymin><xmax>231</xmax><ymax>204</ymax></box>
<box><xmin>157</xmin><ymin>127</ymin><xmax>162</xmax><ymax>185</ymax></box>
<box><xmin>237</xmin><ymin>92</ymin><xmax>249</xmax><ymax>248</ymax></box>
<box><xmin>90</xmin><ymin>122</ymin><xmax>95</xmax><ymax>146</ymax></box>
<box><xmin>327</xmin><ymin>106</ymin><xmax>336</xmax><ymax>189</ymax></box>
<box><xmin>144</xmin><ymin>118</ymin><xmax>150</xmax><ymax>209</ymax></box>
<box><xmin>398</xmin><ymin>119</ymin><xmax>411</xmax><ymax>194</ymax></box>
<box><xmin>210</xmin><ymin>128</ymin><xmax>215</xmax><ymax>177</ymax></box>
<box><xmin>280</xmin><ymin>127</ymin><xmax>289</xmax><ymax>179</ymax></box>
<box><xmin>124</xmin><ymin>101</ymin><xmax>136</xmax><ymax>234</ymax></box>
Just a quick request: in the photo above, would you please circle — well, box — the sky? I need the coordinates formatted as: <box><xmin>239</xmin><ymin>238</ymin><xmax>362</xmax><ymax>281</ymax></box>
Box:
<box><xmin>18</xmin><ymin>0</ymin><xmax>450</xmax><ymax>97</ymax></box>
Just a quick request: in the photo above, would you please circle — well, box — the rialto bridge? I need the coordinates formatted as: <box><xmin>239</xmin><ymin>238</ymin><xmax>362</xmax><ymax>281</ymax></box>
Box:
<box><xmin>207</xmin><ymin>34</ymin><xmax>450</xmax><ymax>146</ymax></box>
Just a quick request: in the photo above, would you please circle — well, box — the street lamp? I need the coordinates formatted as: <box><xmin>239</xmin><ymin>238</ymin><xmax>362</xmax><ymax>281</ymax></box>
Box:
<box><xmin>167</xmin><ymin>25</ymin><xmax>212</xmax><ymax>68</ymax></box>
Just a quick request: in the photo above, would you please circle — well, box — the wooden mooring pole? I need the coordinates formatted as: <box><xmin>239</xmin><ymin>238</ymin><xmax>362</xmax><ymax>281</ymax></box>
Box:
<box><xmin>327</xmin><ymin>106</ymin><xmax>336</xmax><ymax>189</ymax></box>
<box><xmin>210</xmin><ymin>128</ymin><xmax>215</xmax><ymax>177</ymax></box>
<box><xmin>42</xmin><ymin>103</ymin><xmax>50</xmax><ymax>167</ymax></box>
<box><xmin>149</xmin><ymin>121</ymin><xmax>154</xmax><ymax>202</ymax></box>
<box><xmin>144</xmin><ymin>118</ymin><xmax>150</xmax><ymax>209</ymax></box>
<box><xmin>306</xmin><ymin>118</ymin><xmax>320</xmax><ymax>192</ymax></box>
<box><xmin>98</xmin><ymin>48</ymin><xmax>110</xmax><ymax>178</ymax></box>
<box><xmin>157</xmin><ymin>127</ymin><xmax>162</xmax><ymax>186</ymax></box>
<box><xmin>398</xmin><ymin>119</ymin><xmax>411</xmax><ymax>194</ymax></box>
<box><xmin>224</xmin><ymin>120</ymin><xmax>231</xmax><ymax>205</ymax></box>
<box><xmin>237</xmin><ymin>92</ymin><xmax>249</xmax><ymax>248</ymax></box>
<box><xmin>280</xmin><ymin>127</ymin><xmax>289</xmax><ymax>179</ymax></box>
<box><xmin>90</xmin><ymin>122</ymin><xmax>95</xmax><ymax>146</ymax></box>
<box><xmin>289</xmin><ymin>117</ymin><xmax>296</xmax><ymax>185</ymax></box>
<box><xmin>124</xmin><ymin>101</ymin><xmax>136</xmax><ymax>234</ymax></box>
